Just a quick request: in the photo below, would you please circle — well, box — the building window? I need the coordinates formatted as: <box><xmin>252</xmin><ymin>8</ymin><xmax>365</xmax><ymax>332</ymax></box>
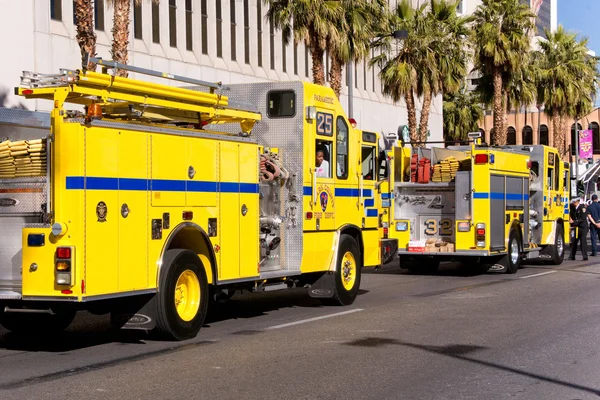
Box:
<box><xmin>282</xmin><ymin>37</ymin><xmax>287</xmax><ymax>73</ymax></box>
<box><xmin>73</xmin><ymin>0</ymin><xmax>77</xmax><ymax>24</ymax></box>
<box><xmin>522</xmin><ymin>126</ymin><xmax>533</xmax><ymax>145</ymax></box>
<box><xmin>456</xmin><ymin>0</ymin><xmax>463</xmax><ymax>14</ymax></box>
<box><xmin>201</xmin><ymin>0</ymin><xmax>208</xmax><ymax>55</ymax></box>
<box><xmin>257</xmin><ymin>1</ymin><xmax>263</xmax><ymax>67</ymax></box>
<box><xmin>590</xmin><ymin>122</ymin><xmax>600</xmax><ymax>154</ymax></box>
<box><xmin>243</xmin><ymin>0</ymin><xmax>250</xmax><ymax>64</ymax></box>
<box><xmin>363</xmin><ymin>59</ymin><xmax>367</xmax><ymax>91</ymax></box>
<box><xmin>372</xmin><ymin>50</ymin><xmax>375</xmax><ymax>92</ymax></box>
<box><xmin>269</xmin><ymin>16</ymin><xmax>275</xmax><ymax>70</ymax></box>
<box><xmin>95</xmin><ymin>0</ymin><xmax>105</xmax><ymax>31</ymax></box>
<box><xmin>169</xmin><ymin>0</ymin><xmax>177</xmax><ymax>48</ymax></box>
<box><xmin>51</xmin><ymin>0</ymin><xmax>62</xmax><ymax>21</ymax></box>
<box><xmin>216</xmin><ymin>0</ymin><xmax>223</xmax><ymax>58</ymax></box>
<box><xmin>133</xmin><ymin>1</ymin><xmax>142</xmax><ymax>40</ymax></box>
<box><xmin>305</xmin><ymin>45</ymin><xmax>309</xmax><ymax>77</ymax></box>
<box><xmin>185</xmin><ymin>0</ymin><xmax>193</xmax><ymax>51</ymax></box>
<box><xmin>293</xmin><ymin>42</ymin><xmax>298</xmax><ymax>75</ymax></box>
<box><xmin>539</xmin><ymin>125</ymin><xmax>549</xmax><ymax>146</ymax></box>
<box><xmin>230</xmin><ymin>0</ymin><xmax>236</xmax><ymax>61</ymax></box>
<box><xmin>507</xmin><ymin>127</ymin><xmax>516</xmax><ymax>145</ymax></box>
<box><xmin>152</xmin><ymin>1</ymin><xmax>160</xmax><ymax>44</ymax></box>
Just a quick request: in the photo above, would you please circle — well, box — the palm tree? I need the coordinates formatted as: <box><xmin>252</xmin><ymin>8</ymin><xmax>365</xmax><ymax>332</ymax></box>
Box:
<box><xmin>107</xmin><ymin>0</ymin><xmax>160</xmax><ymax>77</ymax></box>
<box><xmin>74</xmin><ymin>0</ymin><xmax>97</xmax><ymax>70</ymax></box>
<box><xmin>265</xmin><ymin>0</ymin><xmax>342</xmax><ymax>86</ymax></box>
<box><xmin>371</xmin><ymin>0</ymin><xmax>430</xmax><ymax>145</ymax></box>
<box><xmin>417</xmin><ymin>0</ymin><xmax>471</xmax><ymax>143</ymax></box>
<box><xmin>535</xmin><ymin>26</ymin><xmax>599</xmax><ymax>158</ymax></box>
<box><xmin>327</xmin><ymin>0</ymin><xmax>389</xmax><ymax>98</ymax></box>
<box><xmin>472</xmin><ymin>0</ymin><xmax>534</xmax><ymax>145</ymax></box>
<box><xmin>443</xmin><ymin>85</ymin><xmax>483</xmax><ymax>141</ymax></box>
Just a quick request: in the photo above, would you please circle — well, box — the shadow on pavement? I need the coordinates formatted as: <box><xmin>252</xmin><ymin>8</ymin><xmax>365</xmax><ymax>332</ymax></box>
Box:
<box><xmin>367</xmin><ymin>262</ymin><xmax>489</xmax><ymax>278</ymax></box>
<box><xmin>344</xmin><ymin>337</ymin><xmax>600</xmax><ymax>397</ymax></box>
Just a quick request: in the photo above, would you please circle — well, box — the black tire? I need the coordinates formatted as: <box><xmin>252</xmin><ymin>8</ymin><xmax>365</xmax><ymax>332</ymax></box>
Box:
<box><xmin>327</xmin><ymin>235</ymin><xmax>362</xmax><ymax>306</ymax></box>
<box><xmin>550</xmin><ymin>225</ymin><xmax>565</xmax><ymax>265</ymax></box>
<box><xmin>502</xmin><ymin>229</ymin><xmax>522</xmax><ymax>274</ymax></box>
<box><xmin>154</xmin><ymin>249</ymin><xmax>209</xmax><ymax>341</ymax></box>
<box><xmin>0</xmin><ymin>309</ymin><xmax>75</xmax><ymax>334</ymax></box>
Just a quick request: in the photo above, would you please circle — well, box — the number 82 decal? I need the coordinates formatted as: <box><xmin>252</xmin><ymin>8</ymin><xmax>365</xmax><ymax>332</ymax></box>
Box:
<box><xmin>424</xmin><ymin>218</ymin><xmax>453</xmax><ymax>236</ymax></box>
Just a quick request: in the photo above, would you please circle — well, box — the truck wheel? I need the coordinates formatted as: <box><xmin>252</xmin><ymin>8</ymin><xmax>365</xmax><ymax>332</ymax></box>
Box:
<box><xmin>0</xmin><ymin>309</ymin><xmax>75</xmax><ymax>334</ymax></box>
<box><xmin>326</xmin><ymin>235</ymin><xmax>362</xmax><ymax>306</ymax></box>
<box><xmin>550</xmin><ymin>225</ymin><xmax>565</xmax><ymax>265</ymax></box>
<box><xmin>154</xmin><ymin>249</ymin><xmax>209</xmax><ymax>341</ymax></box>
<box><xmin>504</xmin><ymin>229</ymin><xmax>522</xmax><ymax>274</ymax></box>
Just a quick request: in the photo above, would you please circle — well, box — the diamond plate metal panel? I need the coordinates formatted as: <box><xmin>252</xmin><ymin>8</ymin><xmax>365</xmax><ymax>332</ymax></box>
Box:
<box><xmin>0</xmin><ymin>216</ymin><xmax>41</xmax><ymax>293</ymax></box>
<box><xmin>210</xmin><ymin>82</ymin><xmax>305</xmax><ymax>273</ymax></box>
<box><xmin>0</xmin><ymin>178</ymin><xmax>47</xmax><ymax>215</ymax></box>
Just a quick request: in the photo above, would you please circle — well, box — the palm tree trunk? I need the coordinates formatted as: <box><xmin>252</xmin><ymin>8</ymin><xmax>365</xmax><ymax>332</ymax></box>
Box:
<box><xmin>558</xmin><ymin>114</ymin><xmax>568</xmax><ymax>159</ymax></box>
<box><xmin>405</xmin><ymin>90</ymin><xmax>419</xmax><ymax>147</ymax></box>
<box><xmin>311</xmin><ymin>46</ymin><xmax>326</xmax><ymax>86</ymax></box>
<box><xmin>111</xmin><ymin>0</ymin><xmax>131</xmax><ymax>77</ymax></box>
<box><xmin>329</xmin><ymin>56</ymin><xmax>343</xmax><ymax>98</ymax></box>
<box><xmin>74</xmin><ymin>0</ymin><xmax>97</xmax><ymax>70</ymax></box>
<box><xmin>418</xmin><ymin>91</ymin><xmax>432</xmax><ymax>143</ymax></box>
<box><xmin>551</xmin><ymin>113</ymin><xmax>563</xmax><ymax>157</ymax></box>
<box><xmin>492</xmin><ymin>68</ymin><xmax>506</xmax><ymax>145</ymax></box>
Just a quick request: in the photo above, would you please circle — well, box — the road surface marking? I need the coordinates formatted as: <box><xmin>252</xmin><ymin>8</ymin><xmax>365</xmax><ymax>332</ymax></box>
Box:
<box><xmin>519</xmin><ymin>271</ymin><xmax>557</xmax><ymax>279</ymax></box>
<box><xmin>265</xmin><ymin>309</ymin><xmax>364</xmax><ymax>330</ymax></box>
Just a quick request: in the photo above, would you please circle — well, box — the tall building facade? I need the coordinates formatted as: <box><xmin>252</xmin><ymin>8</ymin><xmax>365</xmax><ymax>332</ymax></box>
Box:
<box><xmin>0</xmin><ymin>0</ymin><xmax>443</xmax><ymax>144</ymax></box>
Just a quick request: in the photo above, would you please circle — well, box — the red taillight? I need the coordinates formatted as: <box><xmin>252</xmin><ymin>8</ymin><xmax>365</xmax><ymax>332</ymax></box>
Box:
<box><xmin>22</xmin><ymin>89</ymin><xmax>33</xmax><ymax>95</ymax></box>
<box><xmin>383</xmin><ymin>227</ymin><xmax>389</xmax><ymax>238</ymax></box>
<box><xmin>61</xmin><ymin>289</ymin><xmax>73</xmax><ymax>294</ymax></box>
<box><xmin>527</xmin><ymin>160</ymin><xmax>532</xmax><ymax>169</ymax></box>
<box><xmin>474</xmin><ymin>154</ymin><xmax>488</xmax><ymax>164</ymax></box>
<box><xmin>306</xmin><ymin>212</ymin><xmax>313</xmax><ymax>220</ymax></box>
<box><xmin>182</xmin><ymin>211</ymin><xmax>193</xmax><ymax>220</ymax></box>
<box><xmin>476</xmin><ymin>228</ymin><xmax>485</xmax><ymax>235</ymax></box>
<box><xmin>56</xmin><ymin>247</ymin><xmax>71</xmax><ymax>259</ymax></box>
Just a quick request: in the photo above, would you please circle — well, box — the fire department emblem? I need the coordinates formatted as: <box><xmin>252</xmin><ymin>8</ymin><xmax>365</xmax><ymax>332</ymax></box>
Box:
<box><xmin>96</xmin><ymin>201</ymin><xmax>107</xmax><ymax>222</ymax></box>
<box><xmin>320</xmin><ymin>191</ymin><xmax>328</xmax><ymax>212</ymax></box>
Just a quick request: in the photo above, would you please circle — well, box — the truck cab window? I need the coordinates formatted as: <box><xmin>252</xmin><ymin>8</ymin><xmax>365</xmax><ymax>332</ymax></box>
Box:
<box><xmin>362</xmin><ymin>145</ymin><xmax>376</xmax><ymax>181</ymax></box>
<box><xmin>316</xmin><ymin>141</ymin><xmax>332</xmax><ymax>178</ymax></box>
<box><xmin>336</xmin><ymin>117</ymin><xmax>348</xmax><ymax>179</ymax></box>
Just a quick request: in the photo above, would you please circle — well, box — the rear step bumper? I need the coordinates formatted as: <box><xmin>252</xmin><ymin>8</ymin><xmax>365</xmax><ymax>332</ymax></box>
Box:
<box><xmin>0</xmin><ymin>291</ymin><xmax>22</xmax><ymax>300</ymax></box>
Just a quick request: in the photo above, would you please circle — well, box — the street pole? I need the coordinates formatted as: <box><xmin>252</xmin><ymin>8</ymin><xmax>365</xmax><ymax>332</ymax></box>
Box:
<box><xmin>575</xmin><ymin>118</ymin><xmax>580</xmax><ymax>182</ymax></box>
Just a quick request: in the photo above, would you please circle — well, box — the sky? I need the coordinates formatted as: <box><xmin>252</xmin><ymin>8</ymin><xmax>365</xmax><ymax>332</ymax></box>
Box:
<box><xmin>557</xmin><ymin>0</ymin><xmax>600</xmax><ymax>56</ymax></box>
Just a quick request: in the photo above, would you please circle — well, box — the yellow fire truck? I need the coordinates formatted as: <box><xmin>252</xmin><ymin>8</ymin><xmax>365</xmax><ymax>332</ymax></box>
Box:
<box><xmin>383</xmin><ymin>134</ymin><xmax>569</xmax><ymax>273</ymax></box>
<box><xmin>0</xmin><ymin>59</ymin><xmax>385</xmax><ymax>340</ymax></box>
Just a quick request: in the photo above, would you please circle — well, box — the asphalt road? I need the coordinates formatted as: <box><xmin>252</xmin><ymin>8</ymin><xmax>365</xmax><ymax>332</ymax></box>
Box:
<box><xmin>1</xmin><ymin>257</ymin><xmax>600</xmax><ymax>400</ymax></box>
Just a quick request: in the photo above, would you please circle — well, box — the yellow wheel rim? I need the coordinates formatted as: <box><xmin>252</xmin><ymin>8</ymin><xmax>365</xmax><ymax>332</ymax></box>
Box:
<box><xmin>174</xmin><ymin>269</ymin><xmax>201</xmax><ymax>322</ymax></box>
<box><xmin>341</xmin><ymin>251</ymin><xmax>357</xmax><ymax>291</ymax></box>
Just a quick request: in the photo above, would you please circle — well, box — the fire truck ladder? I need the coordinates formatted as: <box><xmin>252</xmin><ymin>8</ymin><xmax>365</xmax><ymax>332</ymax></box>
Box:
<box><xmin>17</xmin><ymin>58</ymin><xmax>261</xmax><ymax>135</ymax></box>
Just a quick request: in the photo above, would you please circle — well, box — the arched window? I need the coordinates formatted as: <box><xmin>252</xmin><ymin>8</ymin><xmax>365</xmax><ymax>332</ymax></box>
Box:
<box><xmin>589</xmin><ymin>122</ymin><xmax>600</xmax><ymax>154</ymax></box>
<box><xmin>522</xmin><ymin>126</ymin><xmax>533</xmax><ymax>145</ymax></box>
<box><xmin>539</xmin><ymin>125</ymin><xmax>549</xmax><ymax>146</ymax></box>
<box><xmin>490</xmin><ymin>128</ymin><xmax>496</xmax><ymax>145</ymax></box>
<box><xmin>479</xmin><ymin>128</ymin><xmax>486</xmax><ymax>143</ymax></box>
<box><xmin>571</xmin><ymin>123</ymin><xmax>583</xmax><ymax>155</ymax></box>
<box><xmin>507</xmin><ymin>126</ymin><xmax>516</xmax><ymax>145</ymax></box>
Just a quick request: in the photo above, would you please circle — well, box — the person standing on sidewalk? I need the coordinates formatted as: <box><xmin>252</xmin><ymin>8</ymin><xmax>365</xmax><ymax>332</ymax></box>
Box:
<box><xmin>569</xmin><ymin>197</ymin><xmax>589</xmax><ymax>261</ymax></box>
<box><xmin>587</xmin><ymin>194</ymin><xmax>600</xmax><ymax>256</ymax></box>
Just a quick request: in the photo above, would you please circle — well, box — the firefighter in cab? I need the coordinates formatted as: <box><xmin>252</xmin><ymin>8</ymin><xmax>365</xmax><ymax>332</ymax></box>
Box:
<box><xmin>569</xmin><ymin>197</ymin><xmax>589</xmax><ymax>261</ymax></box>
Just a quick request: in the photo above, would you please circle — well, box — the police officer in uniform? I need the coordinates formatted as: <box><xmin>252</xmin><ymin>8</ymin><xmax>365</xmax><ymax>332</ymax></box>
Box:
<box><xmin>569</xmin><ymin>197</ymin><xmax>589</xmax><ymax>261</ymax></box>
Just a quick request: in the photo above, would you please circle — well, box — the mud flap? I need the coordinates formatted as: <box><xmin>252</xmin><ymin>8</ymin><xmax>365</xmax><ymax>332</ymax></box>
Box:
<box><xmin>308</xmin><ymin>272</ymin><xmax>335</xmax><ymax>298</ymax></box>
<box><xmin>381</xmin><ymin>238</ymin><xmax>398</xmax><ymax>265</ymax></box>
<box><xmin>110</xmin><ymin>294</ymin><xmax>157</xmax><ymax>331</ymax></box>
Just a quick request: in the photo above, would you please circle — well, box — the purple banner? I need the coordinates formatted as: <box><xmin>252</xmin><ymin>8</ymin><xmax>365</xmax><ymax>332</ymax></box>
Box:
<box><xmin>579</xmin><ymin>129</ymin><xmax>593</xmax><ymax>159</ymax></box>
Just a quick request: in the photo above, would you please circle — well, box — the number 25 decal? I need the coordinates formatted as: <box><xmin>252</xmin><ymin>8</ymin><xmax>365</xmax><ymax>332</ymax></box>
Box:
<box><xmin>316</xmin><ymin>112</ymin><xmax>333</xmax><ymax>136</ymax></box>
<box><xmin>424</xmin><ymin>218</ymin><xmax>453</xmax><ymax>235</ymax></box>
